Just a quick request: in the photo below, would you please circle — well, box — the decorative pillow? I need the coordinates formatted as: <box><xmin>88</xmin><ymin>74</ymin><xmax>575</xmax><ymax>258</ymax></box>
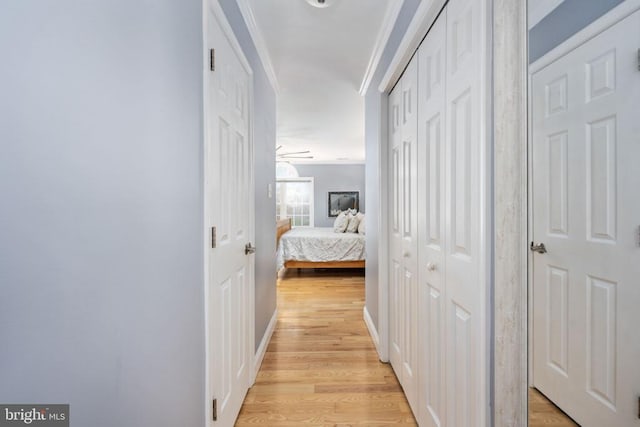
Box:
<box><xmin>358</xmin><ymin>215</ymin><xmax>365</xmax><ymax>235</ymax></box>
<box><xmin>346</xmin><ymin>212</ymin><xmax>360</xmax><ymax>233</ymax></box>
<box><xmin>333</xmin><ymin>211</ymin><xmax>349</xmax><ymax>233</ymax></box>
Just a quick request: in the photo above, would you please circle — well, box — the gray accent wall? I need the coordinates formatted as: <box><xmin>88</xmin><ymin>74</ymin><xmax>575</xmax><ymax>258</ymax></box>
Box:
<box><xmin>364</xmin><ymin>0</ymin><xmax>422</xmax><ymax>329</ymax></box>
<box><xmin>529</xmin><ymin>0</ymin><xmax>624</xmax><ymax>62</ymax></box>
<box><xmin>293</xmin><ymin>164</ymin><xmax>366</xmax><ymax>227</ymax></box>
<box><xmin>0</xmin><ymin>2</ymin><xmax>205</xmax><ymax>426</ymax></box>
<box><xmin>219</xmin><ymin>0</ymin><xmax>278</xmax><ymax>353</ymax></box>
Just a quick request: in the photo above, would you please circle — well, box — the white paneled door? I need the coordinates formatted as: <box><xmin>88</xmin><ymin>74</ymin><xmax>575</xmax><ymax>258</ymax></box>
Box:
<box><xmin>206</xmin><ymin>3</ymin><xmax>253</xmax><ymax>426</ymax></box>
<box><xmin>532</xmin><ymin>9</ymin><xmax>640</xmax><ymax>427</ymax></box>
<box><xmin>390</xmin><ymin>0</ymin><xmax>489</xmax><ymax>424</ymax></box>
<box><xmin>417</xmin><ymin>10</ymin><xmax>447</xmax><ymax>427</ymax></box>
<box><xmin>389</xmin><ymin>55</ymin><xmax>420</xmax><ymax>414</ymax></box>
<box><xmin>443</xmin><ymin>0</ymin><xmax>487</xmax><ymax>424</ymax></box>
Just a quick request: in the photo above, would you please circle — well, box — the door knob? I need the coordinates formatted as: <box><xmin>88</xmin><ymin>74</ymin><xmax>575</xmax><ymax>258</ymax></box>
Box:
<box><xmin>530</xmin><ymin>242</ymin><xmax>547</xmax><ymax>254</ymax></box>
<box><xmin>426</xmin><ymin>262</ymin><xmax>437</xmax><ymax>272</ymax></box>
<box><xmin>403</xmin><ymin>251</ymin><xmax>410</xmax><ymax>258</ymax></box>
<box><xmin>245</xmin><ymin>243</ymin><xmax>256</xmax><ymax>255</ymax></box>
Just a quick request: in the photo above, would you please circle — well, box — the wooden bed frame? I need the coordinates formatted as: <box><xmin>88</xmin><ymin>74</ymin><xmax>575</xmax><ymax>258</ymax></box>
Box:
<box><xmin>276</xmin><ymin>218</ymin><xmax>365</xmax><ymax>269</ymax></box>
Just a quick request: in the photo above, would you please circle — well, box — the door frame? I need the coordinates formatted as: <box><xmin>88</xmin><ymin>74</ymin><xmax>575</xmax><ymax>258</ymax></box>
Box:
<box><xmin>377</xmin><ymin>0</ymin><xmax>530</xmax><ymax>425</ymax></box>
<box><xmin>202</xmin><ymin>0</ymin><xmax>255</xmax><ymax>424</ymax></box>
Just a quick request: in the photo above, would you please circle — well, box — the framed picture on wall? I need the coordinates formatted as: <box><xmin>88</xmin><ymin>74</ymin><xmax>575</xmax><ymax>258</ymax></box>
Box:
<box><xmin>328</xmin><ymin>191</ymin><xmax>359</xmax><ymax>217</ymax></box>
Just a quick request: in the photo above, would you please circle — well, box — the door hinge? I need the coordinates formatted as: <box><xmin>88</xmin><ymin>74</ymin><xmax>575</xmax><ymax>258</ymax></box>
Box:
<box><xmin>212</xmin><ymin>398</ymin><xmax>217</xmax><ymax>421</ymax></box>
<box><xmin>212</xmin><ymin>226</ymin><xmax>217</xmax><ymax>249</ymax></box>
<box><xmin>210</xmin><ymin>48</ymin><xmax>215</xmax><ymax>71</ymax></box>
<box><xmin>637</xmin><ymin>48</ymin><xmax>640</xmax><ymax>71</ymax></box>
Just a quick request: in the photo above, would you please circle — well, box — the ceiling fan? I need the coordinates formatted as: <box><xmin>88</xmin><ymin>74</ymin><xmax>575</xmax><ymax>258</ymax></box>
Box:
<box><xmin>276</xmin><ymin>145</ymin><xmax>314</xmax><ymax>161</ymax></box>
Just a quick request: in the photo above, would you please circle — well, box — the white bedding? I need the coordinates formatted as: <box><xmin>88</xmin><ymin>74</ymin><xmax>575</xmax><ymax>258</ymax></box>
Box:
<box><xmin>277</xmin><ymin>227</ymin><xmax>366</xmax><ymax>270</ymax></box>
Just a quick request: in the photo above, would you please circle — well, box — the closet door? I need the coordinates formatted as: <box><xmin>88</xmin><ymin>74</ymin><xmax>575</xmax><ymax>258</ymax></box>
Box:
<box><xmin>444</xmin><ymin>0</ymin><xmax>486</xmax><ymax>424</ymax></box>
<box><xmin>388</xmin><ymin>55</ymin><xmax>419</xmax><ymax>413</ymax></box>
<box><xmin>400</xmin><ymin>56</ymin><xmax>419</xmax><ymax>411</ymax></box>
<box><xmin>389</xmin><ymin>82</ymin><xmax>404</xmax><ymax>377</ymax></box>
<box><xmin>417</xmin><ymin>10</ymin><xmax>447</xmax><ymax>427</ymax></box>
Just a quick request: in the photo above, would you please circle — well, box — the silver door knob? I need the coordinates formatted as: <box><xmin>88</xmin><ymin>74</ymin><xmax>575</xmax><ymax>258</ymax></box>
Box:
<box><xmin>403</xmin><ymin>251</ymin><xmax>410</xmax><ymax>258</ymax></box>
<box><xmin>530</xmin><ymin>242</ymin><xmax>547</xmax><ymax>254</ymax></box>
<box><xmin>426</xmin><ymin>262</ymin><xmax>437</xmax><ymax>272</ymax></box>
<box><xmin>245</xmin><ymin>243</ymin><xmax>256</xmax><ymax>255</ymax></box>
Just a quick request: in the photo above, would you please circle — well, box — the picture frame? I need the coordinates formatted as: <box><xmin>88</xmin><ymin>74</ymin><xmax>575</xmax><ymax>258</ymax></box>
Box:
<box><xmin>328</xmin><ymin>191</ymin><xmax>359</xmax><ymax>217</ymax></box>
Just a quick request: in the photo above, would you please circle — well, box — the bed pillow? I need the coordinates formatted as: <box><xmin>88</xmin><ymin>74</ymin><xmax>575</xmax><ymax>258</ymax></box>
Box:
<box><xmin>358</xmin><ymin>214</ymin><xmax>365</xmax><ymax>235</ymax></box>
<box><xmin>333</xmin><ymin>211</ymin><xmax>349</xmax><ymax>233</ymax></box>
<box><xmin>346</xmin><ymin>212</ymin><xmax>360</xmax><ymax>233</ymax></box>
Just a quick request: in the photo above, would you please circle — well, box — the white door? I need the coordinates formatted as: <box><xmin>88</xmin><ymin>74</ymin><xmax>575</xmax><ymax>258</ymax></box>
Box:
<box><xmin>443</xmin><ymin>0</ymin><xmax>487</xmax><ymax>424</ymax></box>
<box><xmin>400</xmin><ymin>56</ymin><xmax>420</xmax><ymax>412</ymax></box>
<box><xmin>389</xmin><ymin>56</ymin><xmax>420</xmax><ymax>413</ymax></box>
<box><xmin>417</xmin><ymin>10</ymin><xmax>447</xmax><ymax>427</ymax></box>
<box><xmin>205</xmin><ymin>3</ymin><xmax>254</xmax><ymax>426</ymax></box>
<box><xmin>389</xmin><ymin>81</ymin><xmax>403</xmax><ymax>375</ymax></box>
<box><xmin>532</xmin><ymin>9</ymin><xmax>640</xmax><ymax>426</ymax></box>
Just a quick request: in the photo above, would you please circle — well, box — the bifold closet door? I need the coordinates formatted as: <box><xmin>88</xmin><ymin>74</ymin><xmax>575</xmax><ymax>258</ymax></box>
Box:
<box><xmin>389</xmin><ymin>54</ymin><xmax>420</xmax><ymax>413</ymax></box>
<box><xmin>443</xmin><ymin>0</ymin><xmax>486</xmax><ymax>423</ymax></box>
<box><xmin>415</xmin><ymin>0</ymin><xmax>488</xmax><ymax>424</ymax></box>
<box><xmin>417</xmin><ymin>9</ymin><xmax>447</xmax><ymax>427</ymax></box>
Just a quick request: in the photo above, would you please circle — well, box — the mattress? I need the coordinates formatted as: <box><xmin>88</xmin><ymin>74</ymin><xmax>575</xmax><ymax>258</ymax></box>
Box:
<box><xmin>277</xmin><ymin>227</ymin><xmax>366</xmax><ymax>270</ymax></box>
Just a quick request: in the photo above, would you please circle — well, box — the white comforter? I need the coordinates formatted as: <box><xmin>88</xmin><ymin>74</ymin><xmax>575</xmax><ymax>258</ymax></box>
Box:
<box><xmin>277</xmin><ymin>227</ymin><xmax>366</xmax><ymax>270</ymax></box>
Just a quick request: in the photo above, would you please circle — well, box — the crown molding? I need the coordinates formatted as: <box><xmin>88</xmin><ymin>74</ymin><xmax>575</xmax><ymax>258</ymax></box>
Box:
<box><xmin>358</xmin><ymin>0</ymin><xmax>404</xmax><ymax>96</ymax></box>
<box><xmin>236</xmin><ymin>0</ymin><xmax>280</xmax><ymax>93</ymax></box>
<box><xmin>378</xmin><ymin>0</ymin><xmax>446</xmax><ymax>93</ymax></box>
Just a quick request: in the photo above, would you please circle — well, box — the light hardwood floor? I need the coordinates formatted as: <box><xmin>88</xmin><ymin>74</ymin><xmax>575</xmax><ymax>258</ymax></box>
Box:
<box><xmin>529</xmin><ymin>388</ymin><xmax>579</xmax><ymax>426</ymax></box>
<box><xmin>236</xmin><ymin>269</ymin><xmax>417</xmax><ymax>426</ymax></box>
<box><xmin>236</xmin><ymin>268</ymin><xmax>577</xmax><ymax>426</ymax></box>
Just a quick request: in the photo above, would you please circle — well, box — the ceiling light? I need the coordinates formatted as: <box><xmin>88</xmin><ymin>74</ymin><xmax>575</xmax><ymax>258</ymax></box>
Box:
<box><xmin>305</xmin><ymin>0</ymin><xmax>336</xmax><ymax>9</ymax></box>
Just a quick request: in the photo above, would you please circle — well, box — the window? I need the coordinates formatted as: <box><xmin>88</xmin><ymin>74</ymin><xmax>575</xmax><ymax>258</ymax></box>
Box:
<box><xmin>276</xmin><ymin>178</ymin><xmax>314</xmax><ymax>227</ymax></box>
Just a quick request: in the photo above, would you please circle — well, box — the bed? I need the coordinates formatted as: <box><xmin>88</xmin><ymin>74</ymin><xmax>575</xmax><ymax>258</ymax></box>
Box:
<box><xmin>276</xmin><ymin>218</ymin><xmax>366</xmax><ymax>270</ymax></box>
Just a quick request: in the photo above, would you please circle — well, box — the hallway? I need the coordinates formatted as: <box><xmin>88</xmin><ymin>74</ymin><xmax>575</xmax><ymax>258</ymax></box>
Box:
<box><xmin>236</xmin><ymin>269</ymin><xmax>416</xmax><ymax>426</ymax></box>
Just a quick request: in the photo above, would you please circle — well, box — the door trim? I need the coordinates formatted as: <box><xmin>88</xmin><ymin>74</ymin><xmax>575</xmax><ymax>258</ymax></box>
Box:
<box><xmin>203</xmin><ymin>0</ymin><xmax>255</xmax><ymax>424</ymax></box>
<box><xmin>492</xmin><ymin>0</ymin><xmax>528</xmax><ymax>425</ymax></box>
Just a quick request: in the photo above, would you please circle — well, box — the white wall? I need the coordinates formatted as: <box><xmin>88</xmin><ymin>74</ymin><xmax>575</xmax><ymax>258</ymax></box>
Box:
<box><xmin>0</xmin><ymin>2</ymin><xmax>205</xmax><ymax>426</ymax></box>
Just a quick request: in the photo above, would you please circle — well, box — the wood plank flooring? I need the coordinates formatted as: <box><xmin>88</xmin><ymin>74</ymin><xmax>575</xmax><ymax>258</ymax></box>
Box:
<box><xmin>236</xmin><ymin>269</ymin><xmax>417</xmax><ymax>426</ymax></box>
<box><xmin>236</xmin><ymin>268</ymin><xmax>578</xmax><ymax>426</ymax></box>
<box><xmin>529</xmin><ymin>388</ymin><xmax>579</xmax><ymax>426</ymax></box>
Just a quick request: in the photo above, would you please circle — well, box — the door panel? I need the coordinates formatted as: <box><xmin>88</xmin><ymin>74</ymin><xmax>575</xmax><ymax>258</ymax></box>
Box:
<box><xmin>418</xmin><ymin>10</ymin><xmax>447</xmax><ymax>427</ymax></box>
<box><xmin>389</xmin><ymin>53</ymin><xmax>419</xmax><ymax>415</ymax></box>
<box><xmin>401</xmin><ymin>57</ymin><xmax>420</xmax><ymax>412</ymax></box>
<box><xmin>445</xmin><ymin>0</ymin><xmax>484</xmax><ymax>423</ymax></box>
<box><xmin>532</xmin><ymin>9</ymin><xmax>640</xmax><ymax>426</ymax></box>
<box><xmin>389</xmin><ymin>87</ymin><xmax>403</xmax><ymax>373</ymax></box>
<box><xmin>207</xmin><ymin>3</ymin><xmax>253</xmax><ymax>425</ymax></box>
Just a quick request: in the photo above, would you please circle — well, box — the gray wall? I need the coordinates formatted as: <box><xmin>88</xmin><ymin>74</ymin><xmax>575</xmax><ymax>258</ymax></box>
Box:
<box><xmin>0</xmin><ymin>2</ymin><xmax>205</xmax><ymax>426</ymax></box>
<box><xmin>293</xmin><ymin>164</ymin><xmax>365</xmax><ymax>227</ymax></box>
<box><xmin>364</xmin><ymin>0</ymin><xmax>422</xmax><ymax>329</ymax></box>
<box><xmin>529</xmin><ymin>0</ymin><xmax>624</xmax><ymax>62</ymax></box>
<box><xmin>219</xmin><ymin>0</ymin><xmax>278</xmax><ymax>352</ymax></box>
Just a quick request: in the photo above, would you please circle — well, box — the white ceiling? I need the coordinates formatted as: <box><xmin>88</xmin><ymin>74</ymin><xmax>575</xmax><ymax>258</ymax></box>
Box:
<box><xmin>245</xmin><ymin>0</ymin><xmax>394</xmax><ymax>163</ymax></box>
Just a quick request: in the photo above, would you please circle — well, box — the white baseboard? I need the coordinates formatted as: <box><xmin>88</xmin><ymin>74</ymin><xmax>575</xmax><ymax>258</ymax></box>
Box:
<box><xmin>252</xmin><ymin>308</ymin><xmax>277</xmax><ymax>384</ymax></box>
<box><xmin>363</xmin><ymin>306</ymin><xmax>381</xmax><ymax>359</ymax></box>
